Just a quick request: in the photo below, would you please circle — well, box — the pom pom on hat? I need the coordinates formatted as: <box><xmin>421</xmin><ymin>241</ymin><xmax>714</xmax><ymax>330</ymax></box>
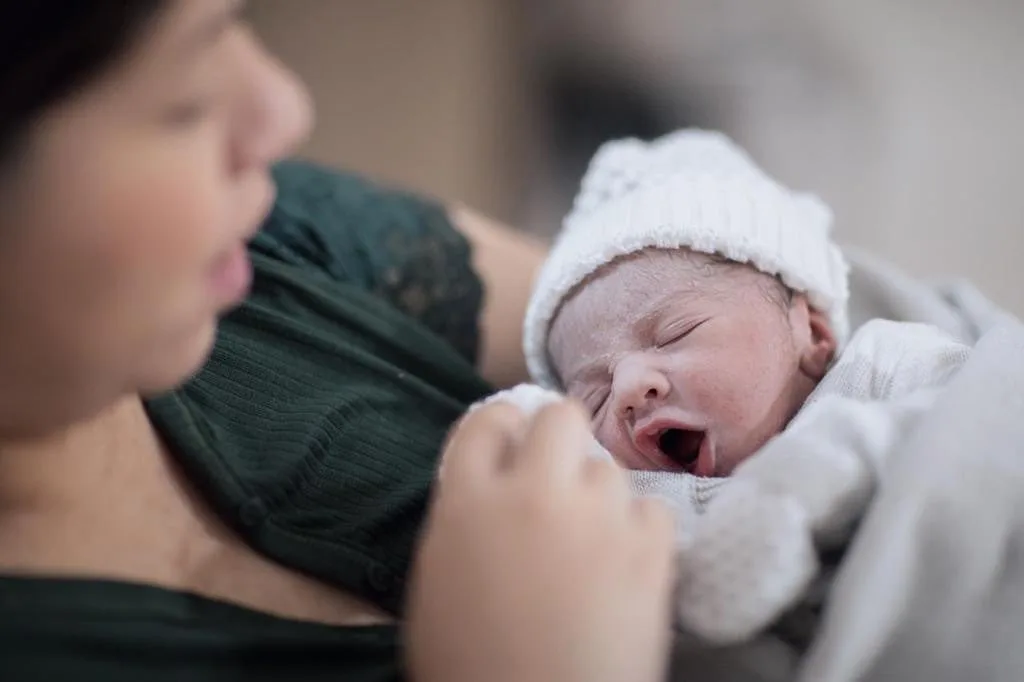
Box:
<box><xmin>523</xmin><ymin>129</ymin><xmax>850</xmax><ymax>389</ymax></box>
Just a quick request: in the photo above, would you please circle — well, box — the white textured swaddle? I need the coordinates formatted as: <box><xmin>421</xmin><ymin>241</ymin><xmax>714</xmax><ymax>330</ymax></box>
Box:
<box><xmin>464</xmin><ymin>319</ymin><xmax>969</xmax><ymax>644</ymax></box>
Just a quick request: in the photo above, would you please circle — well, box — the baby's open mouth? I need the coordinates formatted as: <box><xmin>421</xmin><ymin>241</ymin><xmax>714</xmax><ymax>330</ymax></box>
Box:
<box><xmin>632</xmin><ymin>416</ymin><xmax>713</xmax><ymax>474</ymax></box>
<box><xmin>657</xmin><ymin>428</ymin><xmax>705</xmax><ymax>471</ymax></box>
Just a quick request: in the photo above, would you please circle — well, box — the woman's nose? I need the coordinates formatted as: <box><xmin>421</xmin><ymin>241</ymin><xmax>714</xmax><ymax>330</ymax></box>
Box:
<box><xmin>611</xmin><ymin>354</ymin><xmax>671</xmax><ymax>418</ymax></box>
<box><xmin>230</xmin><ymin>33</ymin><xmax>314</xmax><ymax>173</ymax></box>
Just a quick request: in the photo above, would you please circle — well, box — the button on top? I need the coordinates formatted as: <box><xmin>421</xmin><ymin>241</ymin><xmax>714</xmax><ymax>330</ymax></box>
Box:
<box><xmin>367</xmin><ymin>564</ymin><xmax>395</xmax><ymax>595</ymax></box>
<box><xmin>238</xmin><ymin>497</ymin><xmax>268</xmax><ymax>528</ymax></box>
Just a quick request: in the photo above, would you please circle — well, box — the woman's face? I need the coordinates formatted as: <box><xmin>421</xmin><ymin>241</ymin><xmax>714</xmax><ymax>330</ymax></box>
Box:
<box><xmin>0</xmin><ymin>0</ymin><xmax>312</xmax><ymax>435</ymax></box>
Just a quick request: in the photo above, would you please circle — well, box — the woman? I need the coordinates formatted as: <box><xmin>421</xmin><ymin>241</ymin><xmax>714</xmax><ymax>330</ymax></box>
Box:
<box><xmin>0</xmin><ymin>2</ymin><xmax>674</xmax><ymax>681</ymax></box>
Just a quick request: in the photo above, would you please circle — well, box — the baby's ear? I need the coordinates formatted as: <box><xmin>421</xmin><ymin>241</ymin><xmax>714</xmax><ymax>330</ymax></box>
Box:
<box><xmin>789</xmin><ymin>295</ymin><xmax>837</xmax><ymax>380</ymax></box>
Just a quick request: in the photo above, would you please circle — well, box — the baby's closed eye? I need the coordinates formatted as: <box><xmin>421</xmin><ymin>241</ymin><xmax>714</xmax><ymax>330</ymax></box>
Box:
<box><xmin>653</xmin><ymin>317</ymin><xmax>710</xmax><ymax>348</ymax></box>
<box><xmin>581</xmin><ymin>389</ymin><xmax>610</xmax><ymax>418</ymax></box>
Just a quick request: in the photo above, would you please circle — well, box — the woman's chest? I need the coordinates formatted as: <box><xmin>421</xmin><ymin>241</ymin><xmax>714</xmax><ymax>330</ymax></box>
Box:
<box><xmin>0</xmin><ymin>458</ymin><xmax>394</xmax><ymax>627</ymax></box>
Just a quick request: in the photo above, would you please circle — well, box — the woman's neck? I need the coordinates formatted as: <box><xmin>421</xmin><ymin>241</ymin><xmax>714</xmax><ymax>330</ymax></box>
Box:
<box><xmin>0</xmin><ymin>395</ymin><xmax>159</xmax><ymax>513</ymax></box>
<box><xmin>0</xmin><ymin>394</ymin><xmax>198</xmax><ymax>583</ymax></box>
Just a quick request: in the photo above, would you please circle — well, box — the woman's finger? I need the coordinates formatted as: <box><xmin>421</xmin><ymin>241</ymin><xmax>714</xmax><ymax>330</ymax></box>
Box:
<box><xmin>441</xmin><ymin>401</ymin><xmax>526</xmax><ymax>489</ymax></box>
<box><xmin>514</xmin><ymin>400</ymin><xmax>593</xmax><ymax>483</ymax></box>
<box><xmin>580</xmin><ymin>456</ymin><xmax>631</xmax><ymax>502</ymax></box>
<box><xmin>632</xmin><ymin>496</ymin><xmax>676</xmax><ymax>546</ymax></box>
<box><xmin>629</xmin><ymin>496</ymin><xmax>678</xmax><ymax>582</ymax></box>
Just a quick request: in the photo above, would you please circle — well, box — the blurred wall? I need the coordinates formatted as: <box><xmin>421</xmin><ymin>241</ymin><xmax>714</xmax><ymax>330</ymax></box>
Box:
<box><xmin>524</xmin><ymin>0</ymin><xmax>1024</xmax><ymax>313</ymax></box>
<box><xmin>248</xmin><ymin>0</ymin><xmax>534</xmax><ymax>221</ymax></box>
<box><xmin>807</xmin><ymin>0</ymin><xmax>1024</xmax><ymax>309</ymax></box>
<box><xmin>250</xmin><ymin>0</ymin><xmax>1024</xmax><ymax>314</ymax></box>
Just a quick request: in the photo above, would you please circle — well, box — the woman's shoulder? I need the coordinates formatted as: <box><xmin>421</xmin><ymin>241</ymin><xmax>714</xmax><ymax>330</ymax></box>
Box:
<box><xmin>260</xmin><ymin>158</ymin><xmax>471</xmax><ymax>291</ymax></box>
<box><xmin>253</xmin><ymin>159</ymin><xmax>484</xmax><ymax>363</ymax></box>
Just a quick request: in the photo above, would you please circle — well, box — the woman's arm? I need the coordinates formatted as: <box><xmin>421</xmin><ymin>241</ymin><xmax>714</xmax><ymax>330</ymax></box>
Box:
<box><xmin>449</xmin><ymin>204</ymin><xmax>548</xmax><ymax>388</ymax></box>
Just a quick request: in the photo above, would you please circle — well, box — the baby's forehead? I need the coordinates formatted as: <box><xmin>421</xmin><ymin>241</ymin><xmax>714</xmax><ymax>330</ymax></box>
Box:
<box><xmin>559</xmin><ymin>249</ymin><xmax>730</xmax><ymax>321</ymax></box>
<box><xmin>547</xmin><ymin>251</ymin><xmax>724</xmax><ymax>367</ymax></box>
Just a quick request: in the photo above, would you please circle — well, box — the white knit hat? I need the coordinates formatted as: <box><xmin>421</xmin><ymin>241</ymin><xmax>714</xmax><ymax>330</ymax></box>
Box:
<box><xmin>523</xmin><ymin>129</ymin><xmax>850</xmax><ymax>389</ymax></box>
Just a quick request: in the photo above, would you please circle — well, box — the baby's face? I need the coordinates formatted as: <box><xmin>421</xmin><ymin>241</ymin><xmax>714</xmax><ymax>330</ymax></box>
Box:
<box><xmin>547</xmin><ymin>249</ymin><xmax>835</xmax><ymax>476</ymax></box>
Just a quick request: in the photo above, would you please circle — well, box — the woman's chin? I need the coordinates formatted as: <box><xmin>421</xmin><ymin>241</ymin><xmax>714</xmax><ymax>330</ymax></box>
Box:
<box><xmin>138</xmin><ymin>318</ymin><xmax>219</xmax><ymax>395</ymax></box>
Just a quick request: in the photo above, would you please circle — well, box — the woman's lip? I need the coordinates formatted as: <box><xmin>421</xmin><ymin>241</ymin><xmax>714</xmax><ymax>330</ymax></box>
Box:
<box><xmin>248</xmin><ymin>179</ymin><xmax>277</xmax><ymax>236</ymax></box>
<box><xmin>205</xmin><ymin>176</ymin><xmax>274</xmax><ymax>306</ymax></box>
<box><xmin>209</xmin><ymin>243</ymin><xmax>253</xmax><ymax>304</ymax></box>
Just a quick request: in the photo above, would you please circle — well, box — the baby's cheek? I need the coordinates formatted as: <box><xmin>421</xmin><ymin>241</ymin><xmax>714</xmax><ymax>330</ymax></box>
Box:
<box><xmin>686</xmin><ymin>363</ymin><xmax>743</xmax><ymax>411</ymax></box>
<box><xmin>593</xmin><ymin>421</ymin><xmax>631</xmax><ymax>464</ymax></box>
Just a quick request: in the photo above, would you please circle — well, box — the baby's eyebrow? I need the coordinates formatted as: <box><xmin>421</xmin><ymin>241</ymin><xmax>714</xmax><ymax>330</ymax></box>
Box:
<box><xmin>565</xmin><ymin>353</ymin><xmax>615</xmax><ymax>390</ymax></box>
<box><xmin>632</xmin><ymin>300</ymin><xmax>674</xmax><ymax>339</ymax></box>
<box><xmin>557</xmin><ymin>292</ymin><xmax>680</xmax><ymax>388</ymax></box>
<box><xmin>561</xmin><ymin>304</ymin><xmax>669</xmax><ymax>388</ymax></box>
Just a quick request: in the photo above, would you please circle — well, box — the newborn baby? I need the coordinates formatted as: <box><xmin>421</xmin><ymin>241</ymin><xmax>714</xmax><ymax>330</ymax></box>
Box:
<box><xmin>520</xmin><ymin>127</ymin><xmax>851</xmax><ymax>477</ymax></box>
<box><xmin>546</xmin><ymin>247</ymin><xmax>834</xmax><ymax>476</ymax></box>
<box><xmin>456</xmin><ymin>129</ymin><xmax>970</xmax><ymax>646</ymax></box>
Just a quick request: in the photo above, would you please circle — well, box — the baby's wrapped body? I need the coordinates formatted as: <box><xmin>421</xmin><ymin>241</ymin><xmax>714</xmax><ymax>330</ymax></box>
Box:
<box><xmin>452</xmin><ymin>128</ymin><xmax>977</xmax><ymax>657</ymax></box>
<box><xmin>477</xmin><ymin>318</ymin><xmax>970</xmax><ymax>647</ymax></box>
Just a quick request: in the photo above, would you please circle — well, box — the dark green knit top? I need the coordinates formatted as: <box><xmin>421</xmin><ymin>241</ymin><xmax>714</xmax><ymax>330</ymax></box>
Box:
<box><xmin>0</xmin><ymin>160</ymin><xmax>493</xmax><ymax>681</ymax></box>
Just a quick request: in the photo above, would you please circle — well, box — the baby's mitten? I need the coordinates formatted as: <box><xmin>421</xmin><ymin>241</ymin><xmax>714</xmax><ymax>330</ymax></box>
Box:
<box><xmin>675</xmin><ymin>392</ymin><xmax>912</xmax><ymax>643</ymax></box>
<box><xmin>676</xmin><ymin>479</ymin><xmax>818</xmax><ymax>643</ymax></box>
<box><xmin>469</xmin><ymin>382</ymin><xmax>566</xmax><ymax>416</ymax></box>
<box><xmin>439</xmin><ymin>384</ymin><xmax>615</xmax><ymax>479</ymax></box>
<box><xmin>731</xmin><ymin>397</ymin><xmax>886</xmax><ymax>548</ymax></box>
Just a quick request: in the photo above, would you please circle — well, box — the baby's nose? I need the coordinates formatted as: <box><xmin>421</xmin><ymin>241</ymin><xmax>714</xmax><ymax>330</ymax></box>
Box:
<box><xmin>612</xmin><ymin>355</ymin><xmax>671</xmax><ymax>417</ymax></box>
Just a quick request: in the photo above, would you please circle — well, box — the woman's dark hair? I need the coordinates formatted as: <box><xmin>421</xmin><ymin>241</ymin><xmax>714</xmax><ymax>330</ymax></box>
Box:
<box><xmin>0</xmin><ymin>2</ymin><xmax>169</xmax><ymax>161</ymax></box>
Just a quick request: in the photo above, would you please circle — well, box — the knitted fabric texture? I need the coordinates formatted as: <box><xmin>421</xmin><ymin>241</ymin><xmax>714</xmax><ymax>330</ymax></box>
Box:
<box><xmin>523</xmin><ymin>129</ymin><xmax>851</xmax><ymax>389</ymax></box>
<box><xmin>468</xmin><ymin>320</ymin><xmax>969</xmax><ymax>644</ymax></box>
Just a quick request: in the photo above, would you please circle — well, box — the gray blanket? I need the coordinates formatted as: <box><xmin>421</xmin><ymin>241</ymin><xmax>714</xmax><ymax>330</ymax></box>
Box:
<box><xmin>669</xmin><ymin>249</ymin><xmax>1024</xmax><ymax>682</ymax></box>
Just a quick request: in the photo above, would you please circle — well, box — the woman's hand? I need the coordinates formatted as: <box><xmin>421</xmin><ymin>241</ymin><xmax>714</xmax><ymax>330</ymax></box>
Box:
<box><xmin>405</xmin><ymin>400</ymin><xmax>676</xmax><ymax>682</ymax></box>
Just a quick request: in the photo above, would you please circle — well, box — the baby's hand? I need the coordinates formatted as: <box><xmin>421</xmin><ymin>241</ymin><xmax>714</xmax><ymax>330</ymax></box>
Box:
<box><xmin>675</xmin><ymin>402</ymin><xmax>883</xmax><ymax>643</ymax></box>
<box><xmin>675</xmin><ymin>478</ymin><xmax>817</xmax><ymax>643</ymax></box>
<box><xmin>471</xmin><ymin>383</ymin><xmax>568</xmax><ymax>418</ymax></box>
<box><xmin>732</xmin><ymin>398</ymin><xmax>878</xmax><ymax>548</ymax></box>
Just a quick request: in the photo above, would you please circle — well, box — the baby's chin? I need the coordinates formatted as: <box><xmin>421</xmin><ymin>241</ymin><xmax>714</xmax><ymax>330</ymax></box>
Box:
<box><xmin>594</xmin><ymin>438</ymin><xmax>647</xmax><ymax>470</ymax></box>
<box><xmin>717</xmin><ymin>429</ymin><xmax>784</xmax><ymax>475</ymax></box>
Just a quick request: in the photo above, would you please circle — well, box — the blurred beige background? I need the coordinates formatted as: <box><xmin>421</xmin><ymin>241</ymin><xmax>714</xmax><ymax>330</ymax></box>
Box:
<box><xmin>250</xmin><ymin>0</ymin><xmax>1024</xmax><ymax>315</ymax></box>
